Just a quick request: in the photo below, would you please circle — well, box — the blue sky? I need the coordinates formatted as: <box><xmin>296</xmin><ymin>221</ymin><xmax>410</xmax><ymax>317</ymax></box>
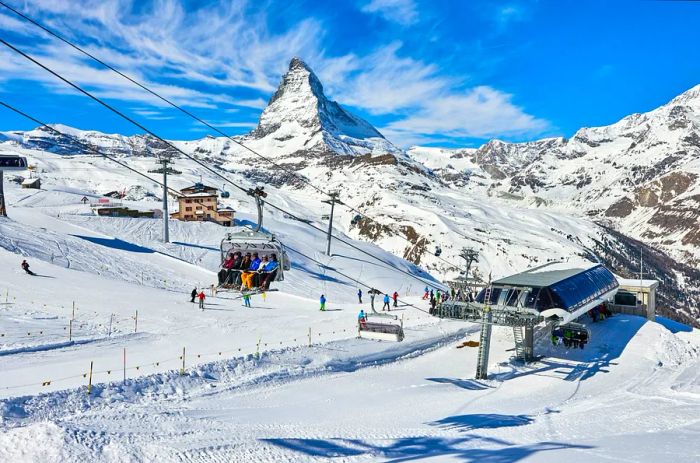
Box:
<box><xmin>0</xmin><ymin>0</ymin><xmax>698</xmax><ymax>147</ymax></box>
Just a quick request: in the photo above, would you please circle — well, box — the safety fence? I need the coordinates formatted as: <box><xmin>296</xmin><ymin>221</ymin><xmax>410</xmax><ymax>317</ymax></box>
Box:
<box><xmin>0</xmin><ymin>293</ymin><xmax>438</xmax><ymax>395</ymax></box>
<box><xmin>0</xmin><ymin>295</ymin><xmax>140</xmax><ymax>341</ymax></box>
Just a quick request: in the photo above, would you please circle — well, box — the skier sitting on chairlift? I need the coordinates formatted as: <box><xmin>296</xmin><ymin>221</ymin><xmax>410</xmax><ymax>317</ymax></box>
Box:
<box><xmin>218</xmin><ymin>252</ymin><xmax>237</xmax><ymax>285</ymax></box>
<box><xmin>257</xmin><ymin>254</ymin><xmax>280</xmax><ymax>290</ymax></box>
<box><xmin>241</xmin><ymin>252</ymin><xmax>261</xmax><ymax>289</ymax></box>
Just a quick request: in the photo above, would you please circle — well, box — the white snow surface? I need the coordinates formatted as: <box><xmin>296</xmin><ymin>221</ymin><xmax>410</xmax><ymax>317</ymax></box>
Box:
<box><xmin>0</xmin><ymin>141</ymin><xmax>698</xmax><ymax>462</ymax></box>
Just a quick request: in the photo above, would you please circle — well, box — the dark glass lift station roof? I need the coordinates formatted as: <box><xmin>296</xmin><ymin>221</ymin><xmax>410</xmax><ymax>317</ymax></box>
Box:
<box><xmin>477</xmin><ymin>264</ymin><xmax>619</xmax><ymax>314</ymax></box>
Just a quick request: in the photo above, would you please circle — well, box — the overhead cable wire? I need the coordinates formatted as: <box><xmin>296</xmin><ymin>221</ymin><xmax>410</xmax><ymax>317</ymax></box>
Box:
<box><xmin>0</xmin><ymin>37</ymin><xmax>445</xmax><ymax>308</ymax></box>
<box><xmin>0</xmin><ymin>0</ymin><xmax>466</xmax><ymax>273</ymax></box>
<box><xmin>0</xmin><ymin>101</ymin><xmax>182</xmax><ymax>198</ymax></box>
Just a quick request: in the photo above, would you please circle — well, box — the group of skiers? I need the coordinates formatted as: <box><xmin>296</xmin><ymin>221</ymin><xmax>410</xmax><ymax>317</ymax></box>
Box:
<box><xmin>190</xmin><ymin>288</ymin><xmax>207</xmax><ymax>309</ymax></box>
<box><xmin>356</xmin><ymin>288</ymin><xmax>399</xmax><ymax>311</ymax></box>
<box><xmin>423</xmin><ymin>285</ymin><xmax>476</xmax><ymax>313</ymax></box>
<box><xmin>218</xmin><ymin>251</ymin><xmax>280</xmax><ymax>291</ymax></box>
<box><xmin>551</xmin><ymin>327</ymin><xmax>588</xmax><ymax>349</ymax></box>
<box><xmin>588</xmin><ymin>304</ymin><xmax>612</xmax><ymax>322</ymax></box>
<box><xmin>323</xmin><ymin>289</ymin><xmax>400</xmax><ymax>313</ymax></box>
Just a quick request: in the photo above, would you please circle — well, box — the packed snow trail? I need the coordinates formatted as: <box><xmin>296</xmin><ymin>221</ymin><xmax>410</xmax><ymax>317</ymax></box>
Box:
<box><xmin>1</xmin><ymin>314</ymin><xmax>698</xmax><ymax>462</ymax></box>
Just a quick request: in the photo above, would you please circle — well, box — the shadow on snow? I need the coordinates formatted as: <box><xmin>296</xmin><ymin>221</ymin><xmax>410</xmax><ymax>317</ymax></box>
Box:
<box><xmin>71</xmin><ymin>235</ymin><xmax>154</xmax><ymax>253</ymax></box>
<box><xmin>263</xmin><ymin>435</ymin><xmax>592</xmax><ymax>462</ymax></box>
<box><xmin>495</xmin><ymin>315</ymin><xmax>646</xmax><ymax>382</ymax></box>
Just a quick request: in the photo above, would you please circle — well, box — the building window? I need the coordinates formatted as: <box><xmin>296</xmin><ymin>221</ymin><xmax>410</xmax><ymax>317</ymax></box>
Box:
<box><xmin>185</xmin><ymin>207</ymin><xmax>192</xmax><ymax>211</ymax></box>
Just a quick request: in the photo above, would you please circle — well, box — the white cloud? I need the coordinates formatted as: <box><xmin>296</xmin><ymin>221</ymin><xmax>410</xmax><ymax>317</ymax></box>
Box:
<box><xmin>361</xmin><ymin>0</ymin><xmax>418</xmax><ymax>26</ymax></box>
<box><xmin>0</xmin><ymin>0</ymin><xmax>548</xmax><ymax>146</ymax></box>
<box><xmin>381</xmin><ymin>86</ymin><xmax>549</xmax><ymax>146</ymax></box>
<box><xmin>314</xmin><ymin>43</ymin><xmax>548</xmax><ymax>146</ymax></box>
<box><xmin>0</xmin><ymin>0</ymin><xmax>324</xmax><ymax>107</ymax></box>
<box><xmin>318</xmin><ymin>42</ymin><xmax>452</xmax><ymax>114</ymax></box>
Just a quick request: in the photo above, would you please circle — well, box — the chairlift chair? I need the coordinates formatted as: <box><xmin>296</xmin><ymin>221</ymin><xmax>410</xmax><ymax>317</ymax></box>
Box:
<box><xmin>551</xmin><ymin>322</ymin><xmax>591</xmax><ymax>348</ymax></box>
<box><xmin>435</xmin><ymin>246</ymin><xmax>442</xmax><ymax>257</ymax></box>
<box><xmin>358</xmin><ymin>316</ymin><xmax>405</xmax><ymax>342</ymax></box>
<box><xmin>358</xmin><ymin>292</ymin><xmax>405</xmax><ymax>342</ymax></box>
<box><xmin>217</xmin><ymin>186</ymin><xmax>291</xmax><ymax>294</ymax></box>
<box><xmin>220</xmin><ymin>185</ymin><xmax>230</xmax><ymax>199</ymax></box>
<box><xmin>0</xmin><ymin>155</ymin><xmax>29</xmax><ymax>171</ymax></box>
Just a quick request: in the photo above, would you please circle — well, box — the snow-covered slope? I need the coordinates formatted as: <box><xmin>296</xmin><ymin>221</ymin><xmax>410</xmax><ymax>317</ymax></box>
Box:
<box><xmin>409</xmin><ymin>84</ymin><xmax>700</xmax><ymax>269</ymax></box>
<box><xmin>3</xmin><ymin>68</ymin><xmax>700</xmax><ymax>325</ymax></box>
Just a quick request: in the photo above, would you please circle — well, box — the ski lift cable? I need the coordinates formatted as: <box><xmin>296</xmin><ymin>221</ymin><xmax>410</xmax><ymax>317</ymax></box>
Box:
<box><xmin>0</xmin><ymin>101</ymin><xmax>182</xmax><ymax>198</ymax></box>
<box><xmin>0</xmin><ymin>0</ymin><xmax>465</xmax><ymax>273</ymax></box>
<box><xmin>0</xmin><ymin>38</ymin><xmax>444</xmax><ymax>301</ymax></box>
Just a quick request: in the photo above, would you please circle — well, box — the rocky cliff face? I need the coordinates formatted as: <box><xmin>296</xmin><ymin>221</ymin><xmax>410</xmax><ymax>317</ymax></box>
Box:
<box><xmin>249</xmin><ymin>57</ymin><xmax>402</xmax><ymax>158</ymax></box>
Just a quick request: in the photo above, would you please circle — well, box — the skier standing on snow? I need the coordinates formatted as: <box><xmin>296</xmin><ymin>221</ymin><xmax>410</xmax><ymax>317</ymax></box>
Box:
<box><xmin>198</xmin><ymin>291</ymin><xmax>206</xmax><ymax>310</ymax></box>
<box><xmin>242</xmin><ymin>293</ymin><xmax>251</xmax><ymax>308</ymax></box>
<box><xmin>357</xmin><ymin>288</ymin><xmax>363</xmax><ymax>304</ymax></box>
<box><xmin>190</xmin><ymin>287</ymin><xmax>198</xmax><ymax>303</ymax></box>
<box><xmin>382</xmin><ymin>293</ymin><xmax>391</xmax><ymax>311</ymax></box>
<box><xmin>392</xmin><ymin>291</ymin><xmax>399</xmax><ymax>308</ymax></box>
<box><xmin>320</xmin><ymin>294</ymin><xmax>327</xmax><ymax>311</ymax></box>
<box><xmin>21</xmin><ymin>260</ymin><xmax>35</xmax><ymax>276</ymax></box>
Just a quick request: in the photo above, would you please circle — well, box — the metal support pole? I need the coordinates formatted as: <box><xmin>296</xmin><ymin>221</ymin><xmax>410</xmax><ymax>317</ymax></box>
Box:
<box><xmin>523</xmin><ymin>325</ymin><xmax>534</xmax><ymax>362</ymax></box>
<box><xmin>149</xmin><ymin>158</ymin><xmax>180</xmax><ymax>243</ymax></box>
<box><xmin>162</xmin><ymin>164</ymin><xmax>169</xmax><ymax>243</ymax></box>
<box><xmin>475</xmin><ymin>309</ymin><xmax>493</xmax><ymax>380</ymax></box>
<box><xmin>0</xmin><ymin>170</ymin><xmax>6</xmax><ymax>217</ymax></box>
<box><xmin>323</xmin><ymin>192</ymin><xmax>339</xmax><ymax>256</ymax></box>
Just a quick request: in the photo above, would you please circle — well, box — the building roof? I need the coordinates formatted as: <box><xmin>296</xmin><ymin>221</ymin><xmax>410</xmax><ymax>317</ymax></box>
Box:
<box><xmin>616</xmin><ymin>278</ymin><xmax>659</xmax><ymax>290</ymax></box>
<box><xmin>181</xmin><ymin>182</ymin><xmax>217</xmax><ymax>194</ymax></box>
<box><xmin>493</xmin><ymin>261</ymin><xmax>598</xmax><ymax>288</ymax></box>
<box><xmin>182</xmin><ymin>192</ymin><xmax>217</xmax><ymax>198</ymax></box>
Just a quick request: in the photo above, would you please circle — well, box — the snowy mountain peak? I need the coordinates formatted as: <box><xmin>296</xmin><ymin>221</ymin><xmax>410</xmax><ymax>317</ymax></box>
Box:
<box><xmin>668</xmin><ymin>83</ymin><xmax>700</xmax><ymax>108</ymax></box>
<box><xmin>250</xmin><ymin>57</ymin><xmax>401</xmax><ymax>156</ymax></box>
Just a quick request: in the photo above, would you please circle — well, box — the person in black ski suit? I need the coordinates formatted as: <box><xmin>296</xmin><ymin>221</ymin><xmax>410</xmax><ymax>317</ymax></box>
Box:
<box><xmin>21</xmin><ymin>260</ymin><xmax>35</xmax><ymax>276</ymax></box>
<box><xmin>190</xmin><ymin>288</ymin><xmax>198</xmax><ymax>303</ymax></box>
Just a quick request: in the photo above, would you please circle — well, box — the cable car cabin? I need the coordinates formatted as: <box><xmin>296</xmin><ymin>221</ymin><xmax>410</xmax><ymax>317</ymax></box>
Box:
<box><xmin>218</xmin><ymin>229</ymin><xmax>291</xmax><ymax>290</ymax></box>
<box><xmin>358</xmin><ymin>318</ymin><xmax>404</xmax><ymax>342</ymax></box>
<box><xmin>0</xmin><ymin>155</ymin><xmax>29</xmax><ymax>171</ymax></box>
<box><xmin>551</xmin><ymin>322</ymin><xmax>591</xmax><ymax>349</ymax></box>
<box><xmin>220</xmin><ymin>191</ymin><xmax>230</xmax><ymax>199</ymax></box>
<box><xmin>435</xmin><ymin>246</ymin><xmax>442</xmax><ymax>257</ymax></box>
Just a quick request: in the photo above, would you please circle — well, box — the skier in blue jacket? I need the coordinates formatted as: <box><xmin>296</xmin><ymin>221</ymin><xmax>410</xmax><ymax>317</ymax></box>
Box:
<box><xmin>320</xmin><ymin>294</ymin><xmax>327</xmax><ymax>311</ymax></box>
<box><xmin>382</xmin><ymin>293</ymin><xmax>391</xmax><ymax>311</ymax></box>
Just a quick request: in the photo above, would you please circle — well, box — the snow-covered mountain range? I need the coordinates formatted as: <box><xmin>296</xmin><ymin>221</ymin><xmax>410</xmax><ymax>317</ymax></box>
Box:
<box><xmin>1</xmin><ymin>58</ymin><xmax>699</xmax><ymax>326</ymax></box>
<box><xmin>410</xmin><ymin>84</ymin><xmax>700</xmax><ymax>269</ymax></box>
